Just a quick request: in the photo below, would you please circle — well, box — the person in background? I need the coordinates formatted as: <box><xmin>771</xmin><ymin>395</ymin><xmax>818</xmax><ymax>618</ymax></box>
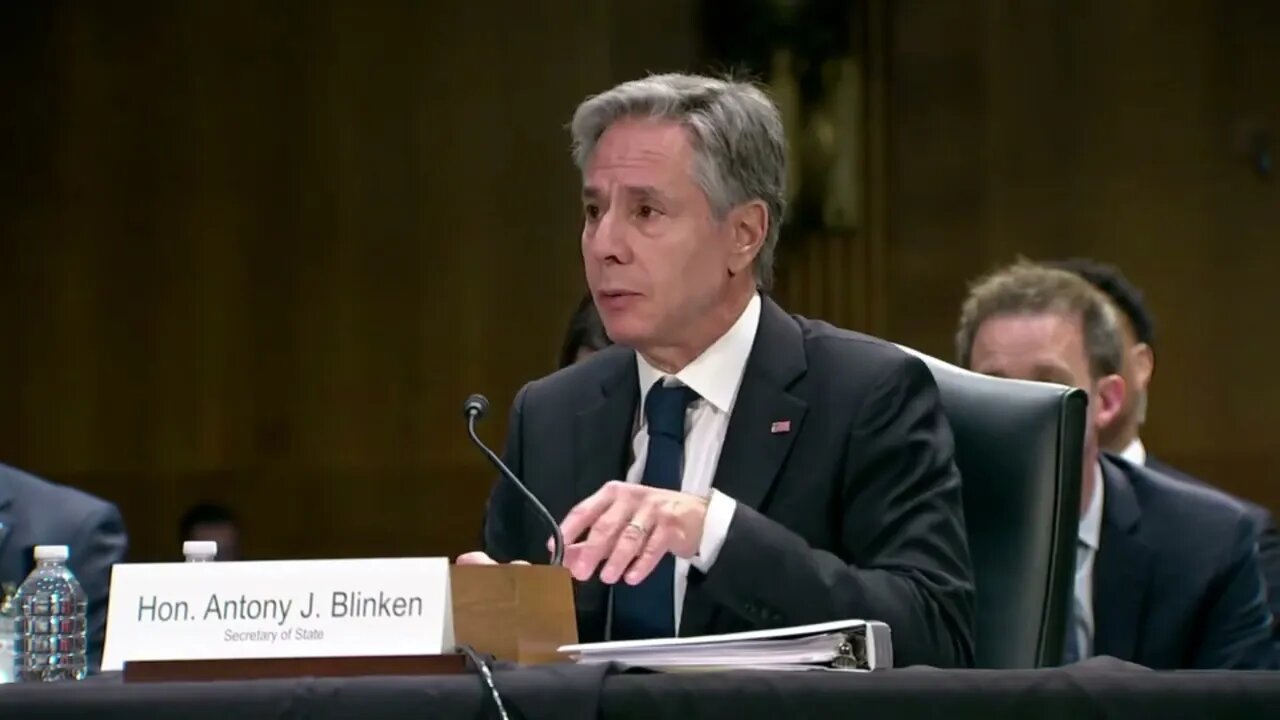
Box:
<box><xmin>957</xmin><ymin>261</ymin><xmax>1274</xmax><ymax>669</ymax></box>
<box><xmin>558</xmin><ymin>292</ymin><xmax>613</xmax><ymax>368</ymax></box>
<box><xmin>1048</xmin><ymin>257</ymin><xmax>1280</xmax><ymax>640</ymax></box>
<box><xmin>179</xmin><ymin>502</ymin><xmax>241</xmax><ymax>561</ymax></box>
<box><xmin>461</xmin><ymin>73</ymin><xmax>975</xmax><ymax>667</ymax></box>
<box><xmin>0</xmin><ymin>462</ymin><xmax>128</xmax><ymax>673</ymax></box>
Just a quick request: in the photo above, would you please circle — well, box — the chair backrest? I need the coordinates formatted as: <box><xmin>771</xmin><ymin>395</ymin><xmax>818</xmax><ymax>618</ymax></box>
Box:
<box><xmin>899</xmin><ymin>345</ymin><xmax>1086</xmax><ymax>668</ymax></box>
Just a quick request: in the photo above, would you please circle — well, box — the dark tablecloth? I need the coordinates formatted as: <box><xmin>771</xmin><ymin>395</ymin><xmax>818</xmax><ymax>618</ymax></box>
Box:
<box><xmin>1</xmin><ymin>659</ymin><xmax>1277</xmax><ymax>720</ymax></box>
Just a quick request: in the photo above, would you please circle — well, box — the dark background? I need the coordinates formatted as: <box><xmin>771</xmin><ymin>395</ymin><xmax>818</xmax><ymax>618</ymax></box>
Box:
<box><xmin>1</xmin><ymin>0</ymin><xmax>1276</xmax><ymax>562</ymax></box>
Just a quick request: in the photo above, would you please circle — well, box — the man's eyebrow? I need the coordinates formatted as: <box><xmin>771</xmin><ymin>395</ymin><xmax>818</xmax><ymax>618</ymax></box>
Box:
<box><xmin>624</xmin><ymin>185</ymin><xmax>672</xmax><ymax>203</ymax></box>
<box><xmin>1031</xmin><ymin>363</ymin><xmax>1075</xmax><ymax>384</ymax></box>
<box><xmin>582</xmin><ymin>185</ymin><xmax>673</xmax><ymax>204</ymax></box>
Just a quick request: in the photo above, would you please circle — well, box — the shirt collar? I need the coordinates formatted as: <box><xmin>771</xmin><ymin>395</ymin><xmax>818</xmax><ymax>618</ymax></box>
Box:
<box><xmin>636</xmin><ymin>293</ymin><xmax>762</xmax><ymax>416</ymax></box>
<box><xmin>1079</xmin><ymin>462</ymin><xmax>1105</xmax><ymax>551</ymax></box>
<box><xmin>1119</xmin><ymin>437</ymin><xmax>1147</xmax><ymax>466</ymax></box>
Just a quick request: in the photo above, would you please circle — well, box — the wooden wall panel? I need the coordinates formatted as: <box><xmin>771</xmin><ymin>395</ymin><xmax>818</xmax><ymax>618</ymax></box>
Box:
<box><xmin>884</xmin><ymin>0</ymin><xmax>1280</xmax><ymax>513</ymax></box>
<box><xmin>751</xmin><ymin>4</ymin><xmax>883</xmax><ymax>334</ymax></box>
<box><xmin>0</xmin><ymin>1</ymin><xmax>697</xmax><ymax>561</ymax></box>
<box><xmin>2</xmin><ymin>0</ymin><xmax>1276</xmax><ymax>564</ymax></box>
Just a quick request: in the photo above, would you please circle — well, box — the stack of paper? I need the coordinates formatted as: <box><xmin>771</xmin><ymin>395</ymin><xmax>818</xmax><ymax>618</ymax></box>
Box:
<box><xmin>559</xmin><ymin>619</ymin><xmax>892</xmax><ymax>672</ymax></box>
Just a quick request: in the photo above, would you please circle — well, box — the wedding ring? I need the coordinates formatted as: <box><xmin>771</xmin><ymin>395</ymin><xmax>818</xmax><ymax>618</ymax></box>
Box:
<box><xmin>626</xmin><ymin>521</ymin><xmax>650</xmax><ymax>536</ymax></box>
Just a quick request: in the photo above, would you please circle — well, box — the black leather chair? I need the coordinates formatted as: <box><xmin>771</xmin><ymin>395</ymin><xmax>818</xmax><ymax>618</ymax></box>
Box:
<box><xmin>900</xmin><ymin>346</ymin><xmax>1087</xmax><ymax>668</ymax></box>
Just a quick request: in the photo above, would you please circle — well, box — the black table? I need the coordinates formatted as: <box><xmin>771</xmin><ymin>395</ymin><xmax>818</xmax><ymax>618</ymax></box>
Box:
<box><xmin>1</xmin><ymin>661</ymin><xmax>1277</xmax><ymax>720</ymax></box>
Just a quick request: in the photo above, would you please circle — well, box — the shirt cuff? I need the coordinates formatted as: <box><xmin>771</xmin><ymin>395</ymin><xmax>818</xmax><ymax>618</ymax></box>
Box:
<box><xmin>691</xmin><ymin>490</ymin><xmax>737</xmax><ymax>572</ymax></box>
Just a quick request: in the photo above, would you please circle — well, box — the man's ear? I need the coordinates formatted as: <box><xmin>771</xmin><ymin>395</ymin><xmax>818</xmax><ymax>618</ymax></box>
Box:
<box><xmin>726</xmin><ymin>200</ymin><xmax>768</xmax><ymax>277</ymax></box>
<box><xmin>1132</xmin><ymin>342</ymin><xmax>1154</xmax><ymax>390</ymax></box>
<box><xmin>1094</xmin><ymin>373</ymin><xmax>1127</xmax><ymax>431</ymax></box>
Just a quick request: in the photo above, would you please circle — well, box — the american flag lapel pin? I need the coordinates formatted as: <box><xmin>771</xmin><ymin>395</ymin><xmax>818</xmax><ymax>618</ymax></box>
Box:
<box><xmin>770</xmin><ymin>420</ymin><xmax>791</xmax><ymax>434</ymax></box>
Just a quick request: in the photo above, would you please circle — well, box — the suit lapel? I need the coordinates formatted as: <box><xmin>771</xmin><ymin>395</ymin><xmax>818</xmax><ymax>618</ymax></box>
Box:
<box><xmin>681</xmin><ymin>297</ymin><xmax>807</xmax><ymax>635</ymax></box>
<box><xmin>571</xmin><ymin>350</ymin><xmax>638</xmax><ymax>642</ymax></box>
<box><xmin>708</xmin><ymin>297</ymin><xmax>807</xmax><ymax>510</ymax></box>
<box><xmin>1093</xmin><ymin>456</ymin><xmax>1152</xmax><ymax>662</ymax></box>
<box><xmin>574</xmin><ymin>351</ymin><xmax>638</xmax><ymax>503</ymax></box>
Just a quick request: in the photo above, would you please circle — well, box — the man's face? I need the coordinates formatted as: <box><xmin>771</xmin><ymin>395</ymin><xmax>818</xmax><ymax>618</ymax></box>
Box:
<box><xmin>189</xmin><ymin>522</ymin><xmax>240</xmax><ymax>561</ymax></box>
<box><xmin>580</xmin><ymin>118</ymin><xmax>739</xmax><ymax>352</ymax></box>
<box><xmin>968</xmin><ymin>312</ymin><xmax>1125</xmax><ymax>464</ymax></box>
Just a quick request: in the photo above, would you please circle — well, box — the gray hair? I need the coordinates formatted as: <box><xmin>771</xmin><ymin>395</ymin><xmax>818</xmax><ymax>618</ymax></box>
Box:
<box><xmin>955</xmin><ymin>261</ymin><xmax>1125</xmax><ymax>380</ymax></box>
<box><xmin>569</xmin><ymin>73</ymin><xmax>787</xmax><ymax>289</ymax></box>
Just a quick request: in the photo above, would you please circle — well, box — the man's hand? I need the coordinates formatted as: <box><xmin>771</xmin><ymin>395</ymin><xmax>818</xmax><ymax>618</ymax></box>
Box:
<box><xmin>455</xmin><ymin>551</ymin><xmax>530</xmax><ymax>566</ymax></box>
<box><xmin>556</xmin><ymin>480</ymin><xmax>708</xmax><ymax>585</ymax></box>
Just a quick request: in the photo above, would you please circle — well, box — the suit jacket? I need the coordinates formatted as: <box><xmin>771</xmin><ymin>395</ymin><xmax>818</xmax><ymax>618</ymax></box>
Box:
<box><xmin>1145</xmin><ymin>454</ymin><xmax>1280</xmax><ymax>641</ymax></box>
<box><xmin>1094</xmin><ymin>455</ymin><xmax>1274</xmax><ymax>669</ymax></box>
<box><xmin>0</xmin><ymin>464</ymin><xmax>129</xmax><ymax>672</ymax></box>
<box><xmin>483</xmin><ymin>296</ymin><xmax>975</xmax><ymax>667</ymax></box>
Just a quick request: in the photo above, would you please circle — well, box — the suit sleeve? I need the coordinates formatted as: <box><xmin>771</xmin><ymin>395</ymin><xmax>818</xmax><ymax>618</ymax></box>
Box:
<box><xmin>1246</xmin><ymin>510</ymin><xmax>1280</xmax><ymax>642</ymax></box>
<box><xmin>695</xmin><ymin>354</ymin><xmax>976</xmax><ymax>668</ymax></box>
<box><xmin>69</xmin><ymin>502</ymin><xmax>128</xmax><ymax>673</ymax></box>
<box><xmin>1192</xmin><ymin>512</ymin><xmax>1278</xmax><ymax>669</ymax></box>
<box><xmin>482</xmin><ymin>384</ymin><xmax>530</xmax><ymax>563</ymax></box>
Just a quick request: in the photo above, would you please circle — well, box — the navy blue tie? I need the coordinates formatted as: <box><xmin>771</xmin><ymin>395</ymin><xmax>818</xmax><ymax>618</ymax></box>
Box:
<box><xmin>611</xmin><ymin>380</ymin><xmax>699</xmax><ymax>640</ymax></box>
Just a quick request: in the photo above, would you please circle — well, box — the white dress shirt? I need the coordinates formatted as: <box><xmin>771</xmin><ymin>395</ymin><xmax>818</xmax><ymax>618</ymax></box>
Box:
<box><xmin>1070</xmin><ymin>463</ymin><xmax>1105</xmax><ymax>660</ymax></box>
<box><xmin>626</xmin><ymin>292</ymin><xmax>760</xmax><ymax>632</ymax></box>
<box><xmin>1119</xmin><ymin>438</ymin><xmax>1147</xmax><ymax>467</ymax></box>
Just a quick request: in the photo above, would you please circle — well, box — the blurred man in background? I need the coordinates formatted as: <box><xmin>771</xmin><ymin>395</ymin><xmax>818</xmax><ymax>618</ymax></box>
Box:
<box><xmin>957</xmin><ymin>261</ymin><xmax>1274</xmax><ymax>669</ymax></box>
<box><xmin>0</xmin><ymin>462</ymin><xmax>128</xmax><ymax>672</ymax></box>
<box><xmin>558</xmin><ymin>291</ymin><xmax>612</xmax><ymax>369</ymax></box>
<box><xmin>1049</xmin><ymin>257</ymin><xmax>1280</xmax><ymax>639</ymax></box>
<box><xmin>179</xmin><ymin>502</ymin><xmax>241</xmax><ymax>561</ymax></box>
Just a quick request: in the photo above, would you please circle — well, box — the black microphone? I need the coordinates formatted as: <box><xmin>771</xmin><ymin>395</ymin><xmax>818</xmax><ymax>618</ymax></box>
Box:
<box><xmin>464</xmin><ymin>394</ymin><xmax>565</xmax><ymax>566</ymax></box>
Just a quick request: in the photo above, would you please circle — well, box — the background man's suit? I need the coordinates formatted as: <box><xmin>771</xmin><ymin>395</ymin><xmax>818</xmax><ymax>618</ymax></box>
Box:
<box><xmin>1144</xmin><ymin>455</ymin><xmax>1280</xmax><ymax>641</ymax></box>
<box><xmin>0</xmin><ymin>463</ymin><xmax>129</xmax><ymax>672</ymax></box>
<box><xmin>483</xmin><ymin>297</ymin><xmax>975</xmax><ymax>668</ymax></box>
<box><xmin>1095</xmin><ymin>455</ymin><xmax>1274</xmax><ymax>668</ymax></box>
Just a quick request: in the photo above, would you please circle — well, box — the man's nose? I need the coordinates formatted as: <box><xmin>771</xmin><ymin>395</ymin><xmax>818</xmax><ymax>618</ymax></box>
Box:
<box><xmin>588</xmin><ymin>207</ymin><xmax>627</xmax><ymax>263</ymax></box>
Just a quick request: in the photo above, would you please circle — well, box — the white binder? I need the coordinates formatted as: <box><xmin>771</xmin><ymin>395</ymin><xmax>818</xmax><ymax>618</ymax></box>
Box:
<box><xmin>560</xmin><ymin>619</ymin><xmax>892</xmax><ymax>672</ymax></box>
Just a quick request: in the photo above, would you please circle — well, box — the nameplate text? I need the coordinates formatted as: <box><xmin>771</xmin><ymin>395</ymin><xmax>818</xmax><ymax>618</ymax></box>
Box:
<box><xmin>102</xmin><ymin>558</ymin><xmax>453</xmax><ymax>670</ymax></box>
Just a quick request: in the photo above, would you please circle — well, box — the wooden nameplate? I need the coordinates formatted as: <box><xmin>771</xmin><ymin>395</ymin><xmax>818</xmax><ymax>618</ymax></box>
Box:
<box><xmin>124</xmin><ymin>653</ymin><xmax>467</xmax><ymax>682</ymax></box>
<box><xmin>451</xmin><ymin>563</ymin><xmax>577</xmax><ymax>665</ymax></box>
<box><xmin>122</xmin><ymin>564</ymin><xmax>576</xmax><ymax>681</ymax></box>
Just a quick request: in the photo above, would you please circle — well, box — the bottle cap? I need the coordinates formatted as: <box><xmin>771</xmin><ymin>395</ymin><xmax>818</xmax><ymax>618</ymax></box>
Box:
<box><xmin>33</xmin><ymin>545</ymin><xmax>70</xmax><ymax>561</ymax></box>
<box><xmin>183</xmin><ymin>540</ymin><xmax>218</xmax><ymax>558</ymax></box>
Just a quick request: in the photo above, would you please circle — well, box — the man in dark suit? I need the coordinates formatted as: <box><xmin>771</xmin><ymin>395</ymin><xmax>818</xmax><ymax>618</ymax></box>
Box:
<box><xmin>0</xmin><ymin>463</ymin><xmax>128</xmax><ymax>672</ymax></box>
<box><xmin>458</xmin><ymin>73</ymin><xmax>976</xmax><ymax>668</ymax></box>
<box><xmin>1048</xmin><ymin>257</ymin><xmax>1280</xmax><ymax>639</ymax></box>
<box><xmin>958</xmin><ymin>261</ymin><xmax>1274</xmax><ymax>669</ymax></box>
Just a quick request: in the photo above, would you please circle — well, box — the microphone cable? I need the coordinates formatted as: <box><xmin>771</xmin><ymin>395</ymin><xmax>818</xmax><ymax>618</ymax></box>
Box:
<box><xmin>458</xmin><ymin>644</ymin><xmax>512</xmax><ymax>720</ymax></box>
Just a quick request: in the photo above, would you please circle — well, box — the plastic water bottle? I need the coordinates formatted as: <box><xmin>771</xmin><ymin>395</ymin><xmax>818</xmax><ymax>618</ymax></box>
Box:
<box><xmin>183</xmin><ymin>541</ymin><xmax>218</xmax><ymax>562</ymax></box>
<box><xmin>13</xmin><ymin>545</ymin><xmax>87</xmax><ymax>682</ymax></box>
